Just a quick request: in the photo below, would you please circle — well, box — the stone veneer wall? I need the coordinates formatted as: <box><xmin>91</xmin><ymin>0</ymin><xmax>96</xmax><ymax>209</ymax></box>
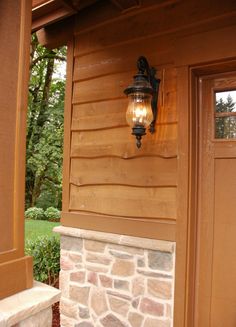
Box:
<box><xmin>54</xmin><ymin>226</ymin><xmax>175</xmax><ymax>327</ymax></box>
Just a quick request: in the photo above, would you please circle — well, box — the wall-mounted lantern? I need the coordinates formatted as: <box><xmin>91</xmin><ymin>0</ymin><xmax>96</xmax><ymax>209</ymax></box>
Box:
<box><xmin>124</xmin><ymin>56</ymin><xmax>161</xmax><ymax>148</ymax></box>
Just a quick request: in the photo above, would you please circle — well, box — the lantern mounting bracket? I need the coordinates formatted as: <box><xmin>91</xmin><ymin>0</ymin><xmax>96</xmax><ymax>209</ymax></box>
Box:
<box><xmin>124</xmin><ymin>56</ymin><xmax>161</xmax><ymax>148</ymax></box>
<box><xmin>136</xmin><ymin>56</ymin><xmax>160</xmax><ymax>134</ymax></box>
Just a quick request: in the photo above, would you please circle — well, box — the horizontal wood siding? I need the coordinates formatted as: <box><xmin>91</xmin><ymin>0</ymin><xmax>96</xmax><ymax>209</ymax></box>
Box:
<box><xmin>63</xmin><ymin>2</ymin><xmax>178</xmax><ymax>234</ymax></box>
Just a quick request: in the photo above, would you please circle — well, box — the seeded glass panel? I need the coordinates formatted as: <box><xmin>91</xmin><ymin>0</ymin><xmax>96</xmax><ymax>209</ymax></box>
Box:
<box><xmin>215</xmin><ymin>90</ymin><xmax>236</xmax><ymax>139</ymax></box>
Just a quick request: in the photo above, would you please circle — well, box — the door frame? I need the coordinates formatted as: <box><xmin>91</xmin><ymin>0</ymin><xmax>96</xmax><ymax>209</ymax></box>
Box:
<box><xmin>186</xmin><ymin>59</ymin><xmax>236</xmax><ymax>326</ymax></box>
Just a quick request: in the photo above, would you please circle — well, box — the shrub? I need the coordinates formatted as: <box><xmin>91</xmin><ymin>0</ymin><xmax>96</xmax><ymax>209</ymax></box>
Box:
<box><xmin>25</xmin><ymin>207</ymin><xmax>45</xmax><ymax>220</ymax></box>
<box><xmin>44</xmin><ymin>207</ymin><xmax>61</xmax><ymax>222</ymax></box>
<box><xmin>25</xmin><ymin>236</ymin><xmax>60</xmax><ymax>285</ymax></box>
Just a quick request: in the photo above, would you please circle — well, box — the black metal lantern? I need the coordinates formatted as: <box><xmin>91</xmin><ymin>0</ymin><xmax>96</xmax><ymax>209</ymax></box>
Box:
<box><xmin>124</xmin><ymin>56</ymin><xmax>160</xmax><ymax>148</ymax></box>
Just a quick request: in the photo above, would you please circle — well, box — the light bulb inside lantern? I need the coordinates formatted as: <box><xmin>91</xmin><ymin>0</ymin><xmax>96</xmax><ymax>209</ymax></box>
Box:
<box><xmin>126</xmin><ymin>92</ymin><xmax>153</xmax><ymax>128</ymax></box>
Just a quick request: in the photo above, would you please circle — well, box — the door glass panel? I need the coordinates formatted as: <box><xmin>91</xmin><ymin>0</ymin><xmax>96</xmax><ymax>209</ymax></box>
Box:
<box><xmin>215</xmin><ymin>90</ymin><xmax>236</xmax><ymax>139</ymax></box>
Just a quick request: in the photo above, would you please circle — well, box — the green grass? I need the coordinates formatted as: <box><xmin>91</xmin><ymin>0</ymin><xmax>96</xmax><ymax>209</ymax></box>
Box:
<box><xmin>25</xmin><ymin>219</ymin><xmax>60</xmax><ymax>242</ymax></box>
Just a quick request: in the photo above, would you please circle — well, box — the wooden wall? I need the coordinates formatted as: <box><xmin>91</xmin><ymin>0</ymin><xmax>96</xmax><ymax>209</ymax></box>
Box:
<box><xmin>61</xmin><ymin>0</ymin><xmax>236</xmax><ymax>241</ymax></box>
<box><xmin>55</xmin><ymin>0</ymin><xmax>236</xmax><ymax>326</ymax></box>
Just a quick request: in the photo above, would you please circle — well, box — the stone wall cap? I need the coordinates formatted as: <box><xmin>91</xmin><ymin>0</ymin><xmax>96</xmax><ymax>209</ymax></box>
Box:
<box><xmin>0</xmin><ymin>281</ymin><xmax>61</xmax><ymax>327</ymax></box>
<box><xmin>53</xmin><ymin>226</ymin><xmax>174</xmax><ymax>253</ymax></box>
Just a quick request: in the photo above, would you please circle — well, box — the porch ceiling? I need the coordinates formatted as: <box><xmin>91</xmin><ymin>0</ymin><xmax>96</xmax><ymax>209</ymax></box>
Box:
<box><xmin>32</xmin><ymin>0</ymin><xmax>140</xmax><ymax>32</ymax></box>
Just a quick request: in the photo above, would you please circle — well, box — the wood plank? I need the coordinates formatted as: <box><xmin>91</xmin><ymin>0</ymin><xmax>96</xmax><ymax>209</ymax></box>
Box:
<box><xmin>70</xmin><ymin>157</ymin><xmax>177</xmax><ymax>187</ymax></box>
<box><xmin>62</xmin><ymin>39</ymin><xmax>74</xmax><ymax>212</ymax></box>
<box><xmin>175</xmin><ymin>24</ymin><xmax>236</xmax><ymax>66</ymax></box>
<box><xmin>61</xmin><ymin>211</ymin><xmax>176</xmax><ymax>241</ymax></box>
<box><xmin>74</xmin><ymin>0</ymin><xmax>236</xmax><ymax>56</ymax></box>
<box><xmin>174</xmin><ymin>66</ymin><xmax>190</xmax><ymax>327</ymax></box>
<box><xmin>72</xmin><ymin>97</ymin><xmax>177</xmax><ymax>131</ymax></box>
<box><xmin>71</xmin><ymin>99</ymin><xmax>127</xmax><ymax>131</ymax></box>
<box><xmin>73</xmin><ymin>38</ymin><xmax>173</xmax><ymax>81</ymax></box>
<box><xmin>69</xmin><ymin>184</ymin><xmax>177</xmax><ymax>219</ymax></box>
<box><xmin>0</xmin><ymin>256</ymin><xmax>33</xmax><ymax>300</ymax></box>
<box><xmin>74</xmin><ymin>0</ymin><xmax>178</xmax><ymax>37</ymax></box>
<box><xmin>71</xmin><ymin>125</ymin><xmax>177</xmax><ymax>158</ymax></box>
<box><xmin>72</xmin><ymin>71</ymin><xmax>136</xmax><ymax>104</ymax></box>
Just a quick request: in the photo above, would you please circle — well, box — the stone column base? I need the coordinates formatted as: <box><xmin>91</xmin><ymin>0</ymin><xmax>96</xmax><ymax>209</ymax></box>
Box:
<box><xmin>0</xmin><ymin>281</ymin><xmax>61</xmax><ymax>327</ymax></box>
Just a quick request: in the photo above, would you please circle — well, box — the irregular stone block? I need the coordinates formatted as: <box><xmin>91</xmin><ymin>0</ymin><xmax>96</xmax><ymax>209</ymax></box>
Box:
<box><xmin>132</xmin><ymin>276</ymin><xmax>145</xmax><ymax>297</ymax></box>
<box><xmin>114</xmin><ymin>279</ymin><xmax>129</xmax><ymax>291</ymax></box>
<box><xmin>137</xmin><ymin>269</ymin><xmax>172</xmax><ymax>279</ymax></box>
<box><xmin>147</xmin><ymin>279</ymin><xmax>172</xmax><ymax>299</ymax></box>
<box><xmin>87</xmin><ymin>271</ymin><xmax>98</xmax><ymax>286</ymax></box>
<box><xmin>90</xmin><ymin>288</ymin><xmax>108</xmax><ymax>315</ymax></box>
<box><xmin>61</xmin><ymin>236</ymin><xmax>83</xmax><ymax>252</ymax></box>
<box><xmin>108</xmin><ymin>295</ymin><xmax>130</xmax><ymax>316</ymax></box>
<box><xmin>60</xmin><ymin>270</ymin><xmax>70</xmax><ymax>297</ymax></box>
<box><xmin>128</xmin><ymin>312</ymin><xmax>144</xmax><ymax>327</ymax></box>
<box><xmin>86</xmin><ymin>253</ymin><xmax>111</xmax><ymax>265</ymax></box>
<box><xmin>69</xmin><ymin>285</ymin><xmax>90</xmax><ymax>306</ymax></box>
<box><xmin>111</xmin><ymin>259</ymin><xmax>135</xmax><ymax>276</ymax></box>
<box><xmin>60</xmin><ymin>297</ymin><xmax>78</xmax><ymax>320</ymax></box>
<box><xmin>148</xmin><ymin>251</ymin><xmax>173</xmax><ymax>271</ymax></box>
<box><xmin>79</xmin><ymin>306</ymin><xmax>90</xmax><ymax>319</ymax></box>
<box><xmin>60</xmin><ymin>256</ymin><xmax>74</xmax><ymax>271</ymax></box>
<box><xmin>109</xmin><ymin>251</ymin><xmax>133</xmax><ymax>260</ymax></box>
<box><xmin>144</xmin><ymin>317</ymin><xmax>171</xmax><ymax>327</ymax></box>
<box><xmin>140</xmin><ymin>298</ymin><xmax>164</xmax><ymax>317</ymax></box>
<box><xmin>70</xmin><ymin>271</ymin><xmax>86</xmax><ymax>283</ymax></box>
<box><xmin>99</xmin><ymin>275</ymin><xmax>113</xmax><ymax>288</ymax></box>
<box><xmin>85</xmin><ymin>264</ymin><xmax>109</xmax><ymax>273</ymax></box>
<box><xmin>84</xmin><ymin>240</ymin><xmax>106</xmax><ymax>253</ymax></box>
<box><xmin>101</xmin><ymin>313</ymin><xmax>128</xmax><ymax>327</ymax></box>
<box><xmin>76</xmin><ymin>322</ymin><xmax>94</xmax><ymax>327</ymax></box>
<box><xmin>69</xmin><ymin>253</ymin><xmax>82</xmax><ymax>263</ymax></box>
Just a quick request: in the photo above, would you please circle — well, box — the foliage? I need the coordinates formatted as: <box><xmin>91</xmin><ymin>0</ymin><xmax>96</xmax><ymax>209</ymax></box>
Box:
<box><xmin>215</xmin><ymin>94</ymin><xmax>236</xmax><ymax>139</ymax></box>
<box><xmin>25</xmin><ymin>236</ymin><xmax>60</xmax><ymax>285</ymax></box>
<box><xmin>25</xmin><ymin>219</ymin><xmax>60</xmax><ymax>242</ymax></box>
<box><xmin>26</xmin><ymin>33</ymin><xmax>66</xmax><ymax>209</ymax></box>
<box><xmin>25</xmin><ymin>207</ymin><xmax>45</xmax><ymax>220</ymax></box>
<box><xmin>45</xmin><ymin>207</ymin><xmax>61</xmax><ymax>221</ymax></box>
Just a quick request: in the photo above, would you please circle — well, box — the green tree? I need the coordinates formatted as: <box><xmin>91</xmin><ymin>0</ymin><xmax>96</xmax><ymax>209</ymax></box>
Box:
<box><xmin>215</xmin><ymin>94</ymin><xmax>236</xmax><ymax>139</ymax></box>
<box><xmin>26</xmin><ymin>34</ymin><xmax>66</xmax><ymax>209</ymax></box>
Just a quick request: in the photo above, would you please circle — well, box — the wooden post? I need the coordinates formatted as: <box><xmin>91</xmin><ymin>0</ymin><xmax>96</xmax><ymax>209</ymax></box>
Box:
<box><xmin>0</xmin><ymin>0</ymin><xmax>33</xmax><ymax>299</ymax></box>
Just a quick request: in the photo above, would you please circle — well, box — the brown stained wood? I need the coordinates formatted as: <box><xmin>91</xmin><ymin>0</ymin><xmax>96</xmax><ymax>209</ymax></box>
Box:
<box><xmin>70</xmin><ymin>157</ymin><xmax>177</xmax><ymax>187</ymax></box>
<box><xmin>72</xmin><ymin>71</ymin><xmax>134</xmax><ymax>104</ymax></box>
<box><xmin>62</xmin><ymin>39</ymin><xmax>74</xmax><ymax>212</ymax></box>
<box><xmin>0</xmin><ymin>256</ymin><xmax>33</xmax><ymax>300</ymax></box>
<box><xmin>61</xmin><ymin>212</ymin><xmax>176</xmax><ymax>241</ymax></box>
<box><xmin>110</xmin><ymin>0</ymin><xmax>140</xmax><ymax>11</ymax></box>
<box><xmin>69</xmin><ymin>184</ymin><xmax>177</xmax><ymax>219</ymax></box>
<box><xmin>193</xmin><ymin>71</ymin><xmax>236</xmax><ymax>327</ymax></box>
<box><xmin>174</xmin><ymin>66</ymin><xmax>190</xmax><ymax>327</ymax></box>
<box><xmin>74</xmin><ymin>0</ymin><xmax>179</xmax><ymax>37</ymax></box>
<box><xmin>71</xmin><ymin>99</ymin><xmax>127</xmax><ymax>131</ymax></box>
<box><xmin>72</xmin><ymin>99</ymin><xmax>177</xmax><ymax>132</ymax></box>
<box><xmin>70</xmin><ymin>125</ymin><xmax>177</xmax><ymax>158</ymax></box>
<box><xmin>73</xmin><ymin>38</ymin><xmax>174</xmax><ymax>81</ymax></box>
<box><xmin>175</xmin><ymin>24</ymin><xmax>236</xmax><ymax>66</ymax></box>
<box><xmin>36</xmin><ymin>16</ymin><xmax>74</xmax><ymax>49</ymax></box>
<box><xmin>0</xmin><ymin>0</ymin><xmax>31</xmax><ymax>258</ymax></box>
<box><xmin>74</xmin><ymin>0</ymin><xmax>236</xmax><ymax>56</ymax></box>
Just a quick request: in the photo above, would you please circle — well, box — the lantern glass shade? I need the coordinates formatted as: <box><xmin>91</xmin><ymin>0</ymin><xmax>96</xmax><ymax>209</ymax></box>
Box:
<box><xmin>126</xmin><ymin>92</ymin><xmax>153</xmax><ymax>128</ymax></box>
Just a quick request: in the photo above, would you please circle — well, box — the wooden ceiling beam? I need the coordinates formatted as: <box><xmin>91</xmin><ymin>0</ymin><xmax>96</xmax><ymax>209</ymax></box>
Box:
<box><xmin>36</xmin><ymin>15</ymin><xmax>74</xmax><ymax>48</ymax></box>
<box><xmin>110</xmin><ymin>0</ymin><xmax>140</xmax><ymax>11</ymax></box>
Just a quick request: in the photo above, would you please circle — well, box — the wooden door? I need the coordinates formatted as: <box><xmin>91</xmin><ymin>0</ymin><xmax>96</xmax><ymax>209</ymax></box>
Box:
<box><xmin>195</xmin><ymin>72</ymin><xmax>236</xmax><ymax>326</ymax></box>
